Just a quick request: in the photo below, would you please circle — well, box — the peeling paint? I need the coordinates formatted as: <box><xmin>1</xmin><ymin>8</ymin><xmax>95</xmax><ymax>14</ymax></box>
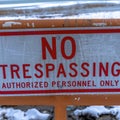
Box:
<box><xmin>52</xmin><ymin>24</ymin><xmax>55</xmax><ymax>27</ymax></box>
<box><xmin>2</xmin><ymin>21</ymin><xmax>21</xmax><ymax>27</ymax></box>
<box><xmin>32</xmin><ymin>23</ymin><xmax>35</xmax><ymax>28</ymax></box>
<box><xmin>92</xmin><ymin>23</ymin><xmax>107</xmax><ymax>27</ymax></box>
<box><xmin>74</xmin><ymin>97</ymin><xmax>80</xmax><ymax>101</ymax></box>
<box><xmin>27</xmin><ymin>23</ymin><xmax>30</xmax><ymax>27</ymax></box>
<box><xmin>105</xmin><ymin>97</ymin><xmax>108</xmax><ymax>100</ymax></box>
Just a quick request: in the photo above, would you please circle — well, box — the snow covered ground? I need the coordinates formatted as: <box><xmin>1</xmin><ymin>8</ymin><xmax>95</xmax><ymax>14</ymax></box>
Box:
<box><xmin>0</xmin><ymin>1</ymin><xmax>120</xmax><ymax>19</ymax></box>
<box><xmin>0</xmin><ymin>107</ymin><xmax>53</xmax><ymax>120</ymax></box>
<box><xmin>1</xmin><ymin>106</ymin><xmax>120</xmax><ymax>120</ymax></box>
<box><xmin>67</xmin><ymin>106</ymin><xmax>120</xmax><ymax>120</ymax></box>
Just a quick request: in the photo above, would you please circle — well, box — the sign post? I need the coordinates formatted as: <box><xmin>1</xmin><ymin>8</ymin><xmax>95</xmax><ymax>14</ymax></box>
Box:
<box><xmin>1</xmin><ymin>19</ymin><xmax>120</xmax><ymax>120</ymax></box>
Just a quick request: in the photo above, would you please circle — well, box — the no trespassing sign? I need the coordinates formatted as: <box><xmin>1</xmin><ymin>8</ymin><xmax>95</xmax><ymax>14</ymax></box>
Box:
<box><xmin>0</xmin><ymin>28</ymin><xmax>120</xmax><ymax>96</ymax></box>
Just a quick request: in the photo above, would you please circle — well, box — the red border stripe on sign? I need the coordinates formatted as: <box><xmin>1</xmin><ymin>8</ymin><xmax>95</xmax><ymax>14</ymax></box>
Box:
<box><xmin>1</xmin><ymin>89</ymin><xmax>120</xmax><ymax>94</ymax></box>
<box><xmin>0</xmin><ymin>28</ymin><xmax>120</xmax><ymax>36</ymax></box>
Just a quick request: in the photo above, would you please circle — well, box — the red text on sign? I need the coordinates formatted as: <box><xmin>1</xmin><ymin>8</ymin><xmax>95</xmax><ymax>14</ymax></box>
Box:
<box><xmin>0</xmin><ymin>62</ymin><xmax>120</xmax><ymax>79</ymax></box>
<box><xmin>41</xmin><ymin>36</ymin><xmax>76</xmax><ymax>60</ymax></box>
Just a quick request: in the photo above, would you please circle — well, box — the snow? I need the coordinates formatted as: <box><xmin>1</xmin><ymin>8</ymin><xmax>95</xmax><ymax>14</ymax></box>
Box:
<box><xmin>1</xmin><ymin>106</ymin><xmax>120</xmax><ymax>120</ymax></box>
<box><xmin>0</xmin><ymin>107</ymin><xmax>50</xmax><ymax>120</ymax></box>
<box><xmin>0</xmin><ymin>1</ymin><xmax>119</xmax><ymax>9</ymax></box>
<box><xmin>5</xmin><ymin>108</ymin><xmax>25</xmax><ymax>120</ymax></box>
<box><xmin>73</xmin><ymin>106</ymin><xmax>120</xmax><ymax>119</ymax></box>
<box><xmin>1</xmin><ymin>11</ymin><xmax>120</xmax><ymax>20</ymax></box>
<box><xmin>72</xmin><ymin>11</ymin><xmax>120</xmax><ymax>19</ymax></box>
<box><xmin>25</xmin><ymin>109</ymin><xmax>50</xmax><ymax>120</ymax></box>
<box><xmin>0</xmin><ymin>1</ymin><xmax>120</xmax><ymax>19</ymax></box>
<box><xmin>0</xmin><ymin>1</ymin><xmax>78</xmax><ymax>9</ymax></box>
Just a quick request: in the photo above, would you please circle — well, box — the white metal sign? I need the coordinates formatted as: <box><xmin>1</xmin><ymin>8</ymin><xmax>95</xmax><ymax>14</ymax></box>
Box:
<box><xmin>0</xmin><ymin>28</ymin><xmax>120</xmax><ymax>96</ymax></box>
